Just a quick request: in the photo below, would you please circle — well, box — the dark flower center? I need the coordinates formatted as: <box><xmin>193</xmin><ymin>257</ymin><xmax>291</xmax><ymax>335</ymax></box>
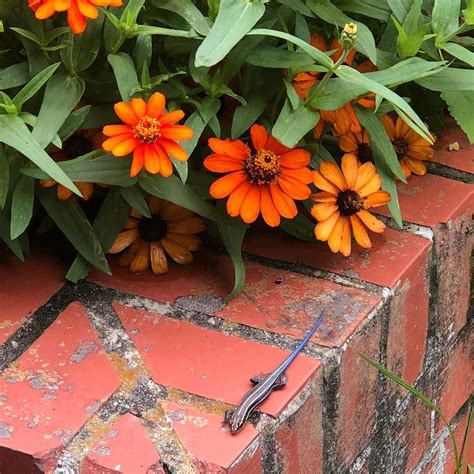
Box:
<box><xmin>393</xmin><ymin>139</ymin><xmax>408</xmax><ymax>160</ymax></box>
<box><xmin>337</xmin><ymin>190</ymin><xmax>366</xmax><ymax>216</ymax></box>
<box><xmin>244</xmin><ymin>150</ymin><xmax>280</xmax><ymax>185</ymax></box>
<box><xmin>357</xmin><ymin>143</ymin><xmax>373</xmax><ymax>163</ymax></box>
<box><xmin>138</xmin><ymin>215</ymin><xmax>168</xmax><ymax>242</ymax></box>
<box><xmin>63</xmin><ymin>135</ymin><xmax>93</xmax><ymax>159</ymax></box>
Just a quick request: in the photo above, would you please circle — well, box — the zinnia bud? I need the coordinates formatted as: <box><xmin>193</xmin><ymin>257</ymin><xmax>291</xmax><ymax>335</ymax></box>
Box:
<box><xmin>341</xmin><ymin>22</ymin><xmax>358</xmax><ymax>49</ymax></box>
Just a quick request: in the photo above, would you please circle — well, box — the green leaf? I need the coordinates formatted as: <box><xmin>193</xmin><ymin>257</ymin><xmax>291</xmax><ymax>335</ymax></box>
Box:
<box><xmin>0</xmin><ymin>63</ymin><xmax>29</xmax><ymax>90</ymax></box>
<box><xmin>21</xmin><ymin>151</ymin><xmax>136</xmax><ymax>187</ymax></box>
<box><xmin>335</xmin><ymin>65</ymin><xmax>433</xmax><ymax>143</ymax></box>
<box><xmin>108</xmin><ymin>53</ymin><xmax>140</xmax><ymax>102</ymax></box>
<box><xmin>119</xmin><ymin>185</ymin><xmax>151</xmax><ymax>218</ymax></box>
<box><xmin>0</xmin><ymin>145</ymin><xmax>9</xmax><ymax>209</ymax></box>
<box><xmin>432</xmin><ymin>0</ymin><xmax>461</xmax><ymax>41</ymax></box>
<box><xmin>134</xmin><ymin>25</ymin><xmax>199</xmax><ymax>38</ymax></box>
<box><xmin>0</xmin><ymin>211</ymin><xmax>24</xmax><ymax>261</ymax></box>
<box><xmin>279</xmin><ymin>213</ymin><xmax>315</xmax><ymax>242</ymax></box>
<box><xmin>10</xmin><ymin>175</ymin><xmax>34</xmax><ymax>239</ymax></box>
<box><xmin>387</xmin><ymin>0</ymin><xmax>412</xmax><ymax>23</ymax></box>
<box><xmin>245</xmin><ymin>47</ymin><xmax>314</xmax><ymax>68</ymax></box>
<box><xmin>0</xmin><ymin>114</ymin><xmax>80</xmax><ymax>196</ymax></box>
<box><xmin>417</xmin><ymin>68</ymin><xmax>474</xmax><ymax>91</ymax></box>
<box><xmin>139</xmin><ymin>174</ymin><xmax>220</xmax><ymax>222</ymax></box>
<box><xmin>32</xmin><ymin>71</ymin><xmax>85</xmax><ymax>149</ymax></box>
<box><xmin>218</xmin><ymin>219</ymin><xmax>247</xmax><ymax>301</ymax></box>
<box><xmin>442</xmin><ymin>42</ymin><xmax>474</xmax><ymax>67</ymax></box>
<box><xmin>12</xmin><ymin>63</ymin><xmax>60</xmax><ymax>110</ymax></box>
<box><xmin>134</xmin><ymin>34</ymin><xmax>152</xmax><ymax>74</ymax></box>
<box><xmin>247</xmin><ymin>29</ymin><xmax>333</xmax><ymax>69</ymax></box>
<box><xmin>232</xmin><ymin>94</ymin><xmax>267</xmax><ymax>138</ymax></box>
<box><xmin>355</xmin><ymin>107</ymin><xmax>404</xmax><ymax>227</ymax></box>
<box><xmin>195</xmin><ymin>0</ymin><xmax>266</xmax><ymax>67</ymax></box>
<box><xmin>463</xmin><ymin>0</ymin><xmax>474</xmax><ymax>24</ymax></box>
<box><xmin>61</xmin><ymin>14</ymin><xmax>104</xmax><ymax>74</ymax></box>
<box><xmin>176</xmin><ymin>97</ymin><xmax>221</xmax><ymax>182</ymax></box>
<box><xmin>38</xmin><ymin>187</ymin><xmax>110</xmax><ymax>274</ymax></box>
<box><xmin>152</xmin><ymin>0</ymin><xmax>210</xmax><ymax>35</ymax></box>
<box><xmin>66</xmin><ymin>188</ymin><xmax>131</xmax><ymax>282</ymax></box>
<box><xmin>306</xmin><ymin>0</ymin><xmax>377</xmax><ymax>64</ymax></box>
<box><xmin>442</xmin><ymin>91</ymin><xmax>474</xmax><ymax>143</ymax></box>
<box><xmin>272</xmin><ymin>99</ymin><xmax>320</xmax><ymax>147</ymax></box>
<box><xmin>58</xmin><ymin>105</ymin><xmax>91</xmax><ymax>142</ymax></box>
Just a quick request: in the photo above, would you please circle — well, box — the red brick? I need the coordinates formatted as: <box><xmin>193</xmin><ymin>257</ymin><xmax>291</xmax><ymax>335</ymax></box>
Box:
<box><xmin>161</xmin><ymin>401</ymin><xmax>261</xmax><ymax>473</ymax></box>
<box><xmin>386</xmin><ymin>243</ymin><xmax>430</xmax><ymax>385</ymax></box>
<box><xmin>435</xmin><ymin>333</ymin><xmax>473</xmax><ymax>431</ymax></box>
<box><xmin>274</xmin><ymin>384</ymin><xmax>323</xmax><ymax>473</ymax></box>
<box><xmin>245</xmin><ymin>227</ymin><xmax>430</xmax><ymax>289</ymax></box>
<box><xmin>380</xmin><ymin>174</ymin><xmax>473</xmax><ymax>336</ymax></box>
<box><xmin>92</xmin><ymin>254</ymin><xmax>381</xmax><ymax>350</ymax></box>
<box><xmin>0</xmin><ymin>251</ymin><xmax>64</xmax><ymax>344</ymax></box>
<box><xmin>83</xmin><ymin>414</ymin><xmax>161</xmax><ymax>473</ymax></box>
<box><xmin>433</xmin><ymin>120</ymin><xmax>474</xmax><ymax>174</ymax></box>
<box><xmin>336</xmin><ymin>316</ymin><xmax>381</xmax><ymax>467</ymax></box>
<box><xmin>114</xmin><ymin>304</ymin><xmax>320</xmax><ymax>418</ymax></box>
<box><xmin>0</xmin><ymin>303</ymin><xmax>120</xmax><ymax>473</ymax></box>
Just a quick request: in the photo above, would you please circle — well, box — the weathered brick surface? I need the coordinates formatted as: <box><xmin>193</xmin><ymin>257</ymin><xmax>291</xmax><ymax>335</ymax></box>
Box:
<box><xmin>0</xmin><ymin>126</ymin><xmax>471</xmax><ymax>473</ymax></box>
<box><xmin>0</xmin><ymin>303</ymin><xmax>120</xmax><ymax>473</ymax></box>
<box><xmin>0</xmin><ymin>251</ymin><xmax>64</xmax><ymax>344</ymax></box>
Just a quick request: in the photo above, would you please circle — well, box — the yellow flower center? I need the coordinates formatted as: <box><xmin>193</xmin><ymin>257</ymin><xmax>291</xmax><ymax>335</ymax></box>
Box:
<box><xmin>134</xmin><ymin>116</ymin><xmax>161</xmax><ymax>144</ymax></box>
<box><xmin>337</xmin><ymin>190</ymin><xmax>366</xmax><ymax>216</ymax></box>
<box><xmin>244</xmin><ymin>150</ymin><xmax>280</xmax><ymax>185</ymax></box>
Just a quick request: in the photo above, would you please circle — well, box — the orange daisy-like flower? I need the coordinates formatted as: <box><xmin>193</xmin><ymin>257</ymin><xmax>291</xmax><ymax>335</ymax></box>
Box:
<box><xmin>28</xmin><ymin>0</ymin><xmax>123</xmax><ymax>34</ymax></box>
<box><xmin>40</xmin><ymin>129</ymin><xmax>104</xmax><ymax>200</ymax></box>
<box><xmin>382</xmin><ymin>115</ymin><xmax>435</xmax><ymax>178</ymax></box>
<box><xmin>339</xmin><ymin>129</ymin><xmax>372</xmax><ymax>163</ymax></box>
<box><xmin>311</xmin><ymin>155</ymin><xmax>391</xmax><ymax>256</ymax></box>
<box><xmin>110</xmin><ymin>197</ymin><xmax>204</xmax><ymax>274</ymax></box>
<box><xmin>204</xmin><ymin>124</ymin><xmax>312</xmax><ymax>227</ymax></box>
<box><xmin>102</xmin><ymin>93</ymin><xmax>193</xmax><ymax>178</ymax></box>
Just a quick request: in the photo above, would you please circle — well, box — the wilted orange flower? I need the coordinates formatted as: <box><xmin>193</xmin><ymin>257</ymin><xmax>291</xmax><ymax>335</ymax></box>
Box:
<box><xmin>40</xmin><ymin>129</ymin><xmax>104</xmax><ymax>200</ymax></box>
<box><xmin>204</xmin><ymin>124</ymin><xmax>312</xmax><ymax>227</ymax></box>
<box><xmin>382</xmin><ymin>115</ymin><xmax>435</xmax><ymax>178</ymax></box>
<box><xmin>110</xmin><ymin>197</ymin><xmax>204</xmax><ymax>274</ymax></box>
<box><xmin>102</xmin><ymin>93</ymin><xmax>193</xmax><ymax>178</ymax></box>
<box><xmin>28</xmin><ymin>0</ymin><xmax>123</xmax><ymax>34</ymax></box>
<box><xmin>311</xmin><ymin>155</ymin><xmax>391</xmax><ymax>256</ymax></box>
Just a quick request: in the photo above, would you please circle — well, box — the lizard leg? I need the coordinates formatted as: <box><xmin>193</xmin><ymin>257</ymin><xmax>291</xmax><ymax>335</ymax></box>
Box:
<box><xmin>223</xmin><ymin>410</ymin><xmax>234</xmax><ymax>426</ymax></box>
<box><xmin>250</xmin><ymin>372</ymin><xmax>288</xmax><ymax>388</ymax></box>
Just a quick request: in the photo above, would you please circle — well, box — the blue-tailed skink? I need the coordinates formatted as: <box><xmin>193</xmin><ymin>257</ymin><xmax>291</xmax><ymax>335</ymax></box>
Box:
<box><xmin>224</xmin><ymin>312</ymin><xmax>324</xmax><ymax>434</ymax></box>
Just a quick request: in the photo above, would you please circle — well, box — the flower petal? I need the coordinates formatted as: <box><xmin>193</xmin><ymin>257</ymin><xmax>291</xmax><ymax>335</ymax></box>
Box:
<box><xmin>146</xmin><ymin>92</ymin><xmax>166</xmax><ymax>118</ymax></box>
<box><xmin>114</xmin><ymin>102</ymin><xmax>139</xmax><ymax>126</ymax></box>
<box><xmin>210</xmin><ymin>171</ymin><xmax>247</xmax><ymax>199</ymax></box>
<box><xmin>150</xmin><ymin>241</ymin><xmax>168</xmax><ymax>275</ymax></box>
<box><xmin>265</xmin><ymin>135</ymin><xmax>290</xmax><ymax>156</ymax></box>
<box><xmin>130</xmin><ymin>147</ymin><xmax>145</xmax><ymax>177</ymax></box>
<box><xmin>77</xmin><ymin>0</ymin><xmax>98</xmax><ymax>18</ymax></box>
<box><xmin>159</xmin><ymin>110</ymin><xmax>185</xmax><ymax>126</ymax></box>
<box><xmin>311</xmin><ymin>203</ymin><xmax>338</xmax><ymax>222</ymax></box>
<box><xmin>277</xmin><ymin>175</ymin><xmax>311</xmax><ymax>200</ymax></box>
<box><xmin>161</xmin><ymin>125</ymin><xmax>193</xmax><ymax>141</ymax></box>
<box><xmin>313</xmin><ymin>171</ymin><xmax>339</xmax><ymax>194</ymax></box>
<box><xmin>340</xmin><ymin>217</ymin><xmax>352</xmax><ymax>256</ymax></box>
<box><xmin>67</xmin><ymin>1</ymin><xmax>87</xmax><ymax>33</ymax></box>
<box><xmin>208</xmin><ymin>138</ymin><xmax>250</xmax><ymax>160</ymax></box>
<box><xmin>328</xmin><ymin>215</ymin><xmax>344</xmax><ymax>254</ymax></box>
<box><xmin>161</xmin><ymin>237</ymin><xmax>194</xmax><ymax>264</ymax></box>
<box><xmin>341</xmin><ymin>153</ymin><xmax>358</xmax><ymax>190</ymax></box>
<box><xmin>260</xmin><ymin>185</ymin><xmax>280</xmax><ymax>227</ymax></box>
<box><xmin>282</xmin><ymin>167</ymin><xmax>313</xmax><ymax>184</ymax></box>
<box><xmin>339</xmin><ymin>133</ymin><xmax>359</xmax><ymax>153</ymax></box>
<box><xmin>357</xmin><ymin>210</ymin><xmax>386</xmax><ymax>233</ymax></box>
<box><xmin>405</xmin><ymin>157</ymin><xmax>427</xmax><ymax>175</ymax></box>
<box><xmin>168</xmin><ymin>217</ymin><xmax>205</xmax><ymax>234</ymax></box>
<box><xmin>240</xmin><ymin>185</ymin><xmax>261</xmax><ymax>224</ymax></box>
<box><xmin>227</xmin><ymin>181</ymin><xmax>251</xmax><ymax>217</ymax></box>
<box><xmin>167</xmin><ymin>232</ymin><xmax>201</xmax><ymax>251</ymax></box>
<box><xmin>204</xmin><ymin>154</ymin><xmax>244</xmax><ymax>173</ymax></box>
<box><xmin>250</xmin><ymin>124</ymin><xmax>267</xmax><ymax>151</ymax></box>
<box><xmin>269</xmin><ymin>183</ymin><xmax>298</xmax><ymax>219</ymax></box>
<box><xmin>102</xmin><ymin>134</ymin><xmax>134</xmax><ymax>152</ymax></box>
<box><xmin>112</xmin><ymin>138</ymin><xmax>138</xmax><ymax>157</ymax></box>
<box><xmin>279</xmin><ymin>149</ymin><xmax>311</xmax><ymax>169</ymax></box>
<box><xmin>76</xmin><ymin>182</ymin><xmax>93</xmax><ymax>201</ymax></box>
<box><xmin>103</xmin><ymin>124</ymin><xmax>132</xmax><ymax>137</ymax></box>
<box><xmin>319</xmin><ymin>160</ymin><xmax>347</xmax><ymax>190</ymax></box>
<box><xmin>365</xmin><ymin>191</ymin><xmax>391</xmax><ymax>208</ymax></box>
<box><xmin>159</xmin><ymin>138</ymin><xmax>188</xmax><ymax>161</ymax></box>
<box><xmin>354</xmin><ymin>162</ymin><xmax>376</xmax><ymax>191</ymax></box>
<box><xmin>311</xmin><ymin>191</ymin><xmax>337</xmax><ymax>203</ymax></box>
<box><xmin>144</xmin><ymin>144</ymin><xmax>160</xmax><ymax>174</ymax></box>
<box><xmin>129</xmin><ymin>241</ymin><xmax>150</xmax><ymax>272</ymax></box>
<box><xmin>350</xmin><ymin>214</ymin><xmax>372</xmax><ymax>248</ymax></box>
<box><xmin>110</xmin><ymin>228</ymin><xmax>139</xmax><ymax>254</ymax></box>
<box><xmin>358</xmin><ymin>173</ymin><xmax>382</xmax><ymax>197</ymax></box>
<box><xmin>130</xmin><ymin>97</ymin><xmax>147</xmax><ymax>118</ymax></box>
<box><xmin>314</xmin><ymin>211</ymin><xmax>340</xmax><ymax>241</ymax></box>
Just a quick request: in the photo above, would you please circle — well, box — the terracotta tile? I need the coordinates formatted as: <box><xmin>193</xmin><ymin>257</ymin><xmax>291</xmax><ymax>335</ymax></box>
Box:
<box><xmin>83</xmin><ymin>414</ymin><xmax>160</xmax><ymax>473</ymax></box>
<box><xmin>114</xmin><ymin>304</ymin><xmax>320</xmax><ymax>418</ymax></box>
<box><xmin>0</xmin><ymin>251</ymin><xmax>65</xmax><ymax>344</ymax></box>
<box><xmin>0</xmin><ymin>303</ymin><xmax>120</xmax><ymax>472</ymax></box>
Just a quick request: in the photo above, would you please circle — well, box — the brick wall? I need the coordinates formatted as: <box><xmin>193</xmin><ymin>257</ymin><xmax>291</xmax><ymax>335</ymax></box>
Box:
<box><xmin>0</xmin><ymin>122</ymin><xmax>472</xmax><ymax>473</ymax></box>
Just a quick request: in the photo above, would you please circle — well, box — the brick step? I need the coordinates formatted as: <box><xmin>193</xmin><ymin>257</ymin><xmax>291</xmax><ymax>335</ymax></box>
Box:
<box><xmin>0</xmin><ymin>125</ymin><xmax>472</xmax><ymax>473</ymax></box>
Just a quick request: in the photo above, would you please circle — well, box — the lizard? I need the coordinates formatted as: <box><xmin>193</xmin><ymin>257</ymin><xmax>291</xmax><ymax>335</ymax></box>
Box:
<box><xmin>224</xmin><ymin>311</ymin><xmax>324</xmax><ymax>434</ymax></box>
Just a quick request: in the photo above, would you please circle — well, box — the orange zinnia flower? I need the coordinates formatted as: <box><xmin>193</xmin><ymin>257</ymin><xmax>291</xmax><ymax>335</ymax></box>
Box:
<box><xmin>311</xmin><ymin>155</ymin><xmax>391</xmax><ymax>256</ymax></box>
<box><xmin>28</xmin><ymin>0</ymin><xmax>123</xmax><ymax>34</ymax></box>
<box><xmin>382</xmin><ymin>115</ymin><xmax>435</xmax><ymax>178</ymax></box>
<box><xmin>102</xmin><ymin>93</ymin><xmax>193</xmax><ymax>178</ymax></box>
<box><xmin>40</xmin><ymin>129</ymin><xmax>104</xmax><ymax>200</ymax></box>
<box><xmin>339</xmin><ymin>128</ymin><xmax>372</xmax><ymax>163</ymax></box>
<box><xmin>204</xmin><ymin>124</ymin><xmax>312</xmax><ymax>227</ymax></box>
<box><xmin>110</xmin><ymin>197</ymin><xmax>204</xmax><ymax>274</ymax></box>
